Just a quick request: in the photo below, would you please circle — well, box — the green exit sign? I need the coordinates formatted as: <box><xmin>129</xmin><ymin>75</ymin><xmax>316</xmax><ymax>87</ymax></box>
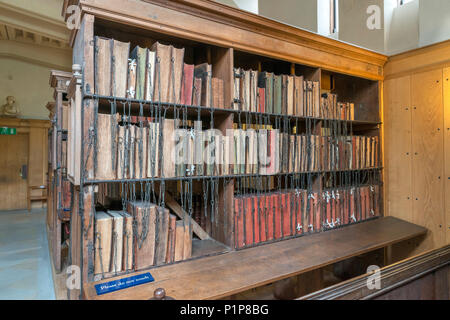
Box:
<box><xmin>0</xmin><ymin>127</ymin><xmax>16</xmax><ymax>135</ymax></box>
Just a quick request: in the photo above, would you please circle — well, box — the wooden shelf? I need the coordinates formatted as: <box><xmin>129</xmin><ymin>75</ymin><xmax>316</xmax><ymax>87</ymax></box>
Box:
<box><xmin>83</xmin><ymin>217</ymin><xmax>426</xmax><ymax>300</ymax></box>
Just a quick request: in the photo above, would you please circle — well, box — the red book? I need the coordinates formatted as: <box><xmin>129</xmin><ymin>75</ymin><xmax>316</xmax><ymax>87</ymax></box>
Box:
<box><xmin>324</xmin><ymin>191</ymin><xmax>331</xmax><ymax>228</ymax></box>
<box><xmin>180</xmin><ymin>63</ymin><xmax>194</xmax><ymax>105</ymax></box>
<box><xmin>258</xmin><ymin>88</ymin><xmax>265</xmax><ymax>113</ymax></box>
<box><xmin>253</xmin><ymin>196</ymin><xmax>260</xmax><ymax>244</ymax></box>
<box><xmin>352</xmin><ymin>136</ymin><xmax>357</xmax><ymax>170</ymax></box>
<box><xmin>281</xmin><ymin>192</ymin><xmax>291</xmax><ymax>237</ymax></box>
<box><xmin>342</xmin><ymin>189</ymin><xmax>349</xmax><ymax>225</ymax></box>
<box><xmin>374</xmin><ymin>185</ymin><xmax>380</xmax><ymax>216</ymax></box>
<box><xmin>234</xmin><ymin>197</ymin><xmax>244</xmax><ymax>249</ymax></box>
<box><xmin>293</xmin><ymin>191</ymin><xmax>303</xmax><ymax>235</ymax></box>
<box><xmin>259</xmin><ymin>195</ymin><xmax>267</xmax><ymax>243</ymax></box>
<box><xmin>266</xmin><ymin>194</ymin><xmax>274</xmax><ymax>241</ymax></box>
<box><xmin>350</xmin><ymin>188</ymin><xmax>356</xmax><ymax>223</ymax></box>
<box><xmin>244</xmin><ymin>196</ymin><xmax>254</xmax><ymax>246</ymax></box>
<box><xmin>365</xmin><ymin>187</ymin><xmax>371</xmax><ymax>220</ymax></box>
<box><xmin>273</xmin><ymin>193</ymin><xmax>282</xmax><ymax>239</ymax></box>
<box><xmin>335</xmin><ymin>190</ymin><xmax>342</xmax><ymax>225</ymax></box>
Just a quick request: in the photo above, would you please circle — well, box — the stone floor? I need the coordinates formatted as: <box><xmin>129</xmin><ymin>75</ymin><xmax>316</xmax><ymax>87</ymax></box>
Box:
<box><xmin>0</xmin><ymin>209</ymin><xmax>55</xmax><ymax>300</ymax></box>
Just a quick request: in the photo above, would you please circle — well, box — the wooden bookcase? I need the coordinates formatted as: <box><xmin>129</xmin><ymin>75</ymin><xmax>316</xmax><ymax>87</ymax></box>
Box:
<box><xmin>57</xmin><ymin>0</ymin><xmax>427</xmax><ymax>300</ymax></box>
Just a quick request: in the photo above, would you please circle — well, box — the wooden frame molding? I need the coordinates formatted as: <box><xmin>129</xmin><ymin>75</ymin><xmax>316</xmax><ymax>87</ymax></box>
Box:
<box><xmin>64</xmin><ymin>0</ymin><xmax>387</xmax><ymax>80</ymax></box>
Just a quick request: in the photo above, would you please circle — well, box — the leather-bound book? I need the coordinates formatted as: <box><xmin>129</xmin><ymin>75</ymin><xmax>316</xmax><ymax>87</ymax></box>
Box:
<box><xmin>234</xmin><ymin>197</ymin><xmax>244</xmax><ymax>249</ymax></box>
<box><xmin>107</xmin><ymin>211</ymin><xmax>124</xmax><ymax>273</ymax></box>
<box><xmin>341</xmin><ymin>189</ymin><xmax>349</xmax><ymax>226</ymax></box>
<box><xmin>313</xmin><ymin>81</ymin><xmax>320</xmax><ymax>118</ymax></box>
<box><xmin>258</xmin><ymin>88</ymin><xmax>265</xmax><ymax>113</ymax></box>
<box><xmin>94</xmin><ymin>211</ymin><xmax>113</xmax><ymax>275</ymax></box>
<box><xmin>194</xmin><ymin>63</ymin><xmax>212</xmax><ymax>107</ymax></box>
<box><xmin>273</xmin><ymin>75</ymin><xmax>282</xmax><ymax>114</ymax></box>
<box><xmin>273</xmin><ymin>193</ymin><xmax>281</xmax><ymax>239</ymax></box>
<box><xmin>211</xmin><ymin>77</ymin><xmax>220</xmax><ymax>108</ymax></box>
<box><xmin>266</xmin><ymin>194</ymin><xmax>275</xmax><ymax>241</ymax></box>
<box><xmin>166</xmin><ymin>214</ymin><xmax>176</xmax><ymax>264</ymax></box>
<box><xmin>282</xmin><ymin>192</ymin><xmax>292</xmax><ymax>237</ymax></box>
<box><xmin>155</xmin><ymin>206</ymin><xmax>170</xmax><ymax>265</ymax></box>
<box><xmin>126</xmin><ymin>56</ymin><xmax>137</xmax><ymax>99</ymax></box>
<box><xmin>281</xmin><ymin>75</ymin><xmax>288</xmax><ymax>115</ymax></box>
<box><xmin>241</xmin><ymin>69</ymin><xmax>250</xmax><ymax>111</ymax></box>
<box><xmin>183</xmin><ymin>221</ymin><xmax>192</xmax><ymax>260</ymax></box>
<box><xmin>169</xmin><ymin>46</ymin><xmax>185</xmax><ymax>104</ymax></box>
<box><xmin>128</xmin><ymin>201</ymin><xmax>157</xmax><ymax>270</ymax></box>
<box><xmin>313</xmin><ymin>192</ymin><xmax>321</xmax><ymax>232</ymax></box>
<box><xmin>121</xmin><ymin>211</ymin><xmax>133</xmax><ymax>271</ymax></box>
<box><xmin>233</xmin><ymin>68</ymin><xmax>241</xmax><ymax>110</ymax></box>
<box><xmin>244</xmin><ymin>197</ymin><xmax>254</xmax><ymax>246</ymax></box>
<box><xmin>134</xmin><ymin>126</ymin><xmax>148</xmax><ymax>179</ymax></box>
<box><xmin>96</xmin><ymin>113</ymin><xmax>116</xmax><ymax>180</ymax></box>
<box><xmin>294</xmin><ymin>191</ymin><xmax>304</xmax><ymax>235</ymax></box>
<box><xmin>194</xmin><ymin>122</ymin><xmax>204</xmax><ymax>176</ymax></box>
<box><xmin>145</xmin><ymin>49</ymin><xmax>156</xmax><ymax>101</ymax></box>
<box><xmin>110</xmin><ymin>39</ymin><xmax>130</xmax><ymax>98</ymax></box>
<box><xmin>130</xmin><ymin>46</ymin><xmax>148</xmax><ymax>100</ymax></box>
<box><xmin>152</xmin><ymin>42</ymin><xmax>172</xmax><ymax>103</ymax></box>
<box><xmin>147</xmin><ymin>121</ymin><xmax>160</xmax><ymax>178</ymax></box>
<box><xmin>250</xmin><ymin>70</ymin><xmax>258</xmax><ymax>112</ymax></box>
<box><xmin>350</xmin><ymin>103</ymin><xmax>355</xmax><ymax>120</ymax></box>
<box><xmin>264</xmin><ymin>72</ymin><xmax>274</xmax><ymax>114</ymax></box>
<box><xmin>252</xmin><ymin>196</ymin><xmax>260</xmax><ymax>245</ymax></box>
<box><xmin>294</xmin><ymin>76</ymin><xmax>304</xmax><ymax>116</ymax></box>
<box><xmin>174</xmin><ymin>220</ymin><xmax>185</xmax><ymax>262</ymax></box>
<box><xmin>94</xmin><ymin>37</ymin><xmax>111</xmax><ymax>96</ymax></box>
<box><xmin>162</xmin><ymin>119</ymin><xmax>176</xmax><ymax>178</ymax></box>
<box><xmin>259</xmin><ymin>195</ymin><xmax>267</xmax><ymax>243</ymax></box>
<box><xmin>180</xmin><ymin>63</ymin><xmax>194</xmax><ymax>105</ymax></box>
<box><xmin>128</xmin><ymin>124</ymin><xmax>136</xmax><ymax>178</ymax></box>
<box><xmin>192</xmin><ymin>77</ymin><xmax>202</xmax><ymax>106</ymax></box>
<box><xmin>116</xmin><ymin>125</ymin><xmax>125</xmax><ymax>179</ymax></box>
<box><xmin>287</xmin><ymin>75</ymin><xmax>294</xmax><ymax>115</ymax></box>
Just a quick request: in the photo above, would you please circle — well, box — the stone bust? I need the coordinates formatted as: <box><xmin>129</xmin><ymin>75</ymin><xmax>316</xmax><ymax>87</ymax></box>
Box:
<box><xmin>1</xmin><ymin>96</ymin><xmax>20</xmax><ymax>117</ymax></box>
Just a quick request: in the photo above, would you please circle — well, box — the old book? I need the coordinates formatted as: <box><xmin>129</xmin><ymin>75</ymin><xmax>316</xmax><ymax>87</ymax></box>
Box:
<box><xmin>294</xmin><ymin>76</ymin><xmax>304</xmax><ymax>116</ymax></box>
<box><xmin>111</xmin><ymin>39</ymin><xmax>130</xmax><ymax>98</ymax></box>
<box><xmin>152</xmin><ymin>42</ymin><xmax>172</xmax><ymax>103</ymax></box>
<box><xmin>174</xmin><ymin>220</ymin><xmax>185</xmax><ymax>261</ymax></box>
<box><xmin>169</xmin><ymin>46</ymin><xmax>185</xmax><ymax>104</ymax></box>
<box><xmin>128</xmin><ymin>124</ymin><xmax>136</xmax><ymax>178</ymax></box>
<box><xmin>273</xmin><ymin>75</ymin><xmax>282</xmax><ymax>114</ymax></box>
<box><xmin>94</xmin><ymin>211</ymin><xmax>113</xmax><ymax>275</ymax></box>
<box><xmin>180</xmin><ymin>63</ymin><xmax>194</xmax><ymax>105</ymax></box>
<box><xmin>166</xmin><ymin>214</ymin><xmax>176</xmax><ymax>264</ymax></box>
<box><xmin>147</xmin><ymin>121</ymin><xmax>160</xmax><ymax>178</ymax></box>
<box><xmin>241</xmin><ymin>69</ymin><xmax>250</xmax><ymax>111</ymax></box>
<box><xmin>282</xmin><ymin>192</ymin><xmax>292</xmax><ymax>237</ymax></box>
<box><xmin>121</xmin><ymin>211</ymin><xmax>133</xmax><ymax>271</ymax></box>
<box><xmin>193</xmin><ymin>122</ymin><xmax>204</xmax><ymax>176</ymax></box>
<box><xmin>211</xmin><ymin>77</ymin><xmax>220</xmax><ymax>108</ymax></box>
<box><xmin>258</xmin><ymin>195</ymin><xmax>267</xmax><ymax>243</ymax></box>
<box><xmin>259</xmin><ymin>72</ymin><xmax>274</xmax><ymax>114</ymax></box>
<box><xmin>128</xmin><ymin>201</ymin><xmax>157</xmax><ymax>270</ymax></box>
<box><xmin>183</xmin><ymin>221</ymin><xmax>192</xmax><ymax>260</ymax></box>
<box><xmin>273</xmin><ymin>194</ymin><xmax>281</xmax><ymax>239</ymax></box>
<box><xmin>107</xmin><ymin>211</ymin><xmax>124</xmax><ymax>273</ymax></box>
<box><xmin>134</xmin><ymin>125</ymin><xmax>148</xmax><ymax>179</ymax></box>
<box><xmin>233</xmin><ymin>68</ymin><xmax>241</xmax><ymax>110</ymax></box>
<box><xmin>266</xmin><ymin>194</ymin><xmax>275</xmax><ymax>241</ymax></box>
<box><xmin>162</xmin><ymin>119</ymin><xmax>176</xmax><ymax>178</ymax></box>
<box><xmin>155</xmin><ymin>206</ymin><xmax>170</xmax><ymax>265</ymax></box>
<box><xmin>94</xmin><ymin>37</ymin><xmax>111</xmax><ymax>96</ymax></box>
<box><xmin>145</xmin><ymin>49</ymin><xmax>156</xmax><ymax>101</ymax></box>
<box><xmin>194</xmin><ymin>63</ymin><xmax>212</xmax><ymax>107</ymax></box>
<box><xmin>192</xmin><ymin>77</ymin><xmax>202</xmax><ymax>106</ymax></box>
<box><xmin>281</xmin><ymin>75</ymin><xmax>288</xmax><ymax>115</ymax></box>
<box><xmin>287</xmin><ymin>75</ymin><xmax>294</xmax><ymax>115</ymax></box>
<box><xmin>96</xmin><ymin>113</ymin><xmax>116</xmax><ymax>180</ymax></box>
<box><xmin>126</xmin><ymin>57</ymin><xmax>137</xmax><ymax>99</ymax></box>
<box><xmin>313</xmin><ymin>81</ymin><xmax>320</xmax><ymax>117</ymax></box>
<box><xmin>258</xmin><ymin>88</ymin><xmax>265</xmax><ymax>113</ymax></box>
<box><xmin>130</xmin><ymin>46</ymin><xmax>148</xmax><ymax>100</ymax></box>
<box><xmin>250</xmin><ymin>70</ymin><xmax>258</xmax><ymax>112</ymax></box>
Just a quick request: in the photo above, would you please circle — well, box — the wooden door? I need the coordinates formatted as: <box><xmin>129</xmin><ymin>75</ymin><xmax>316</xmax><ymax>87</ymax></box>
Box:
<box><xmin>411</xmin><ymin>68</ymin><xmax>445</xmax><ymax>253</ymax></box>
<box><xmin>0</xmin><ymin>133</ymin><xmax>29</xmax><ymax>210</ymax></box>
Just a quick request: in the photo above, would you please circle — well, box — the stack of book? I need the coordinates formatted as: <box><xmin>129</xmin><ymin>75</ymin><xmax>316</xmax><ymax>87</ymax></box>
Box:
<box><xmin>320</xmin><ymin>93</ymin><xmax>355</xmax><ymax>120</ymax></box>
<box><xmin>233</xmin><ymin>184</ymin><xmax>381</xmax><ymax>249</ymax></box>
<box><xmin>94</xmin><ymin>37</ymin><xmax>225</xmax><ymax>108</ymax></box>
<box><xmin>93</xmin><ymin>201</ymin><xmax>192</xmax><ymax>276</ymax></box>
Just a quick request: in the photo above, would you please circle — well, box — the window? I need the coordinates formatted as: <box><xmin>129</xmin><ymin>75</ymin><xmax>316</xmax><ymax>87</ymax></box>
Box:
<box><xmin>330</xmin><ymin>0</ymin><xmax>338</xmax><ymax>34</ymax></box>
<box><xmin>398</xmin><ymin>0</ymin><xmax>414</xmax><ymax>6</ymax></box>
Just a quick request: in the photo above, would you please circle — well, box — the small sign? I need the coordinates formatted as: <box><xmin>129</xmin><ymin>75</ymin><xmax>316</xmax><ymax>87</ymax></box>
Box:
<box><xmin>94</xmin><ymin>272</ymin><xmax>154</xmax><ymax>296</ymax></box>
<box><xmin>0</xmin><ymin>127</ymin><xmax>16</xmax><ymax>135</ymax></box>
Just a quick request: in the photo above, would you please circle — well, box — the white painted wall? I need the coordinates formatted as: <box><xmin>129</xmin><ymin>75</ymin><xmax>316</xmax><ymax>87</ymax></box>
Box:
<box><xmin>386</xmin><ymin>0</ymin><xmax>419</xmax><ymax>55</ymax></box>
<box><xmin>317</xmin><ymin>0</ymin><xmax>331</xmax><ymax>36</ymax></box>
<box><xmin>258</xmin><ymin>0</ymin><xmax>318</xmax><ymax>33</ymax></box>
<box><xmin>419</xmin><ymin>0</ymin><xmax>450</xmax><ymax>47</ymax></box>
<box><xmin>214</xmin><ymin>0</ymin><xmax>258</xmax><ymax>14</ymax></box>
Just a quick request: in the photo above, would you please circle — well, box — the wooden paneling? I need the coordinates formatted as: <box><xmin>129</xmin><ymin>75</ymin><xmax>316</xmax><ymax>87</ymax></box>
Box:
<box><xmin>0</xmin><ymin>133</ymin><xmax>28</xmax><ymax>210</ymax></box>
<box><xmin>443</xmin><ymin>67</ymin><xmax>450</xmax><ymax>245</ymax></box>
<box><xmin>384</xmin><ymin>76</ymin><xmax>413</xmax><ymax>223</ymax></box>
<box><xmin>411</xmin><ymin>69</ymin><xmax>445</xmax><ymax>253</ymax></box>
<box><xmin>83</xmin><ymin>217</ymin><xmax>426</xmax><ymax>300</ymax></box>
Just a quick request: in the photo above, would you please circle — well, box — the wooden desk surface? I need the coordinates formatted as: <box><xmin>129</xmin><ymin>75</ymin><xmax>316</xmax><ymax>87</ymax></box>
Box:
<box><xmin>83</xmin><ymin>217</ymin><xmax>426</xmax><ymax>300</ymax></box>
